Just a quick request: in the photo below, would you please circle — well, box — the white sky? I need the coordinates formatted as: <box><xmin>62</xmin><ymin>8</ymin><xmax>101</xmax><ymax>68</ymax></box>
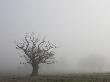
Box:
<box><xmin>0</xmin><ymin>0</ymin><xmax>110</xmax><ymax>74</ymax></box>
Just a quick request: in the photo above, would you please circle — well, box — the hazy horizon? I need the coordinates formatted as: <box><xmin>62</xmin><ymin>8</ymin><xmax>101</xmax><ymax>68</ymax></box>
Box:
<box><xmin>1</xmin><ymin>0</ymin><xmax>110</xmax><ymax>75</ymax></box>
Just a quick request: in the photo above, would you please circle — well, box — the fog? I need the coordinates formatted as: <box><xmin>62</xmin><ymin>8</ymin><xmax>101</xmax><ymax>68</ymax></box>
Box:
<box><xmin>1</xmin><ymin>0</ymin><xmax>110</xmax><ymax>75</ymax></box>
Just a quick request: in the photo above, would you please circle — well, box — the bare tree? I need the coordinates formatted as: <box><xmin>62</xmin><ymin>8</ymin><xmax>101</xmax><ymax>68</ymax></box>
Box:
<box><xmin>16</xmin><ymin>32</ymin><xmax>57</xmax><ymax>76</ymax></box>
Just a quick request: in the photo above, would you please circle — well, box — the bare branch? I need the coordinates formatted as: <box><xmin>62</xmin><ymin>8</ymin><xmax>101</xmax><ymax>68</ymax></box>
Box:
<box><xmin>16</xmin><ymin>32</ymin><xmax>57</xmax><ymax>65</ymax></box>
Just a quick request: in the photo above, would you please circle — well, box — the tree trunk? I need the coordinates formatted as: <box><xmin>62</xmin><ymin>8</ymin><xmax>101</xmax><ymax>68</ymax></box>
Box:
<box><xmin>31</xmin><ymin>63</ymin><xmax>39</xmax><ymax>76</ymax></box>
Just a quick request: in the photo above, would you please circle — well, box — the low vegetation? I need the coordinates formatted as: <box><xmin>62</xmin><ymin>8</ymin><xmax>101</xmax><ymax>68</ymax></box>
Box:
<box><xmin>0</xmin><ymin>73</ymin><xmax>110</xmax><ymax>82</ymax></box>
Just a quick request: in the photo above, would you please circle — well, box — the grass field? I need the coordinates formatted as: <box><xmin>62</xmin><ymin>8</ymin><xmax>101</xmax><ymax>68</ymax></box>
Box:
<box><xmin>0</xmin><ymin>73</ymin><xmax>110</xmax><ymax>82</ymax></box>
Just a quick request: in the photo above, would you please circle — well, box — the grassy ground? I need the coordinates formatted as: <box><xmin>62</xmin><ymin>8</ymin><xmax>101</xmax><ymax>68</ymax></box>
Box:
<box><xmin>0</xmin><ymin>73</ymin><xmax>110</xmax><ymax>82</ymax></box>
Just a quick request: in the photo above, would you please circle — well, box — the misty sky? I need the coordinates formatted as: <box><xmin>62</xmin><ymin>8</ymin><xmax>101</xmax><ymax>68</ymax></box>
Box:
<box><xmin>1</xmin><ymin>0</ymin><xmax>110</xmax><ymax>74</ymax></box>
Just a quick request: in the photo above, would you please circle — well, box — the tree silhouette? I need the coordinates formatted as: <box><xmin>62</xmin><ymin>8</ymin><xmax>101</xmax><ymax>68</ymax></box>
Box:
<box><xmin>16</xmin><ymin>32</ymin><xmax>57</xmax><ymax>76</ymax></box>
